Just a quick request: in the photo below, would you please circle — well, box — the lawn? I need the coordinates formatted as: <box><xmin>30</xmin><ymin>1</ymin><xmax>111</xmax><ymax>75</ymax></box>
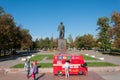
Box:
<box><xmin>82</xmin><ymin>55</ymin><xmax>98</xmax><ymax>60</ymax></box>
<box><xmin>11</xmin><ymin>62</ymin><xmax>116</xmax><ymax>68</ymax></box>
<box><xmin>30</xmin><ymin>54</ymin><xmax>97</xmax><ymax>62</ymax></box>
<box><xmin>11</xmin><ymin>63</ymin><xmax>53</xmax><ymax>68</ymax></box>
<box><xmin>12</xmin><ymin>54</ymin><xmax>115</xmax><ymax>68</ymax></box>
<box><xmin>87</xmin><ymin>62</ymin><xmax>117</xmax><ymax>67</ymax></box>
<box><xmin>11</xmin><ymin>64</ymin><xmax>24</xmax><ymax>68</ymax></box>
<box><xmin>30</xmin><ymin>54</ymin><xmax>53</xmax><ymax>61</ymax></box>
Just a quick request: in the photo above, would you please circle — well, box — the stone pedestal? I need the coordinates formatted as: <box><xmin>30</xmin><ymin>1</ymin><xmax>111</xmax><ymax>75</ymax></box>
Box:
<box><xmin>58</xmin><ymin>39</ymin><xmax>66</xmax><ymax>52</ymax></box>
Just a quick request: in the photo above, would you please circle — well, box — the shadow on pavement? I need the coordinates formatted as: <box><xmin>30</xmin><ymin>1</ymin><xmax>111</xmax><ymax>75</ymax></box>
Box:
<box><xmin>37</xmin><ymin>73</ymin><xmax>45</xmax><ymax>80</ymax></box>
<box><xmin>0</xmin><ymin>55</ymin><xmax>18</xmax><ymax>62</ymax></box>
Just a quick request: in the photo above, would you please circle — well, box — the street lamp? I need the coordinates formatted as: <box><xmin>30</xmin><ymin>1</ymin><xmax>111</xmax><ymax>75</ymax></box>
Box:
<box><xmin>109</xmin><ymin>39</ymin><xmax>113</xmax><ymax>54</ymax></box>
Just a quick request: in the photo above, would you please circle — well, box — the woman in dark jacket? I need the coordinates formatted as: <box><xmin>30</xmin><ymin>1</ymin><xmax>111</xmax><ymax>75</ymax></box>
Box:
<box><xmin>32</xmin><ymin>61</ymin><xmax>38</xmax><ymax>80</ymax></box>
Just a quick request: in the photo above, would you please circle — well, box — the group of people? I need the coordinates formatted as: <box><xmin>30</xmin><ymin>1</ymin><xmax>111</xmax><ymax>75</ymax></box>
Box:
<box><xmin>24</xmin><ymin>59</ymin><xmax>38</xmax><ymax>80</ymax></box>
<box><xmin>24</xmin><ymin>59</ymin><xmax>70</xmax><ymax>79</ymax></box>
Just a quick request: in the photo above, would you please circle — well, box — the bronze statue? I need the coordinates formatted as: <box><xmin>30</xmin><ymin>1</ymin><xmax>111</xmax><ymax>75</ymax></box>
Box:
<box><xmin>57</xmin><ymin>22</ymin><xmax>65</xmax><ymax>39</ymax></box>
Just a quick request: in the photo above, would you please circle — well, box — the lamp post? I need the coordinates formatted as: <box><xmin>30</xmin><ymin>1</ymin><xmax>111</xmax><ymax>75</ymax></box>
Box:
<box><xmin>109</xmin><ymin>39</ymin><xmax>113</xmax><ymax>54</ymax></box>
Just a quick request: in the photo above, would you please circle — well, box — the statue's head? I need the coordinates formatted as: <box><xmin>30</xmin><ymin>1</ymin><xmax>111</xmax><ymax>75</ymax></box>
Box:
<box><xmin>60</xmin><ymin>22</ymin><xmax>63</xmax><ymax>25</ymax></box>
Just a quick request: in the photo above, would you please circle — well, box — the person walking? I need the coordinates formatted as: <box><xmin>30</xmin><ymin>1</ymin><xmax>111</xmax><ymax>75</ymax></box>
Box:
<box><xmin>24</xmin><ymin>59</ymin><xmax>31</xmax><ymax>80</ymax></box>
<box><xmin>32</xmin><ymin>61</ymin><xmax>38</xmax><ymax>80</ymax></box>
<box><xmin>63</xmin><ymin>60</ymin><xmax>70</xmax><ymax>78</ymax></box>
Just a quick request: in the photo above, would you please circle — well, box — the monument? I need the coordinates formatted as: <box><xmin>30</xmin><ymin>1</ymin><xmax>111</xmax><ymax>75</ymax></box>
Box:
<box><xmin>57</xmin><ymin>22</ymin><xmax>66</xmax><ymax>52</ymax></box>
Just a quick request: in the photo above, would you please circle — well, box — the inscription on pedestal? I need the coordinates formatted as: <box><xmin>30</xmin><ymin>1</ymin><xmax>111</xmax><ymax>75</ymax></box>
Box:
<box><xmin>58</xmin><ymin>39</ymin><xmax>66</xmax><ymax>52</ymax></box>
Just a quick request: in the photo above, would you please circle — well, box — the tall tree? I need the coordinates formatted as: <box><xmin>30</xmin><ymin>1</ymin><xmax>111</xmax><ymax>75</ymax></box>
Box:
<box><xmin>0</xmin><ymin>13</ymin><xmax>16</xmax><ymax>54</ymax></box>
<box><xmin>97</xmin><ymin>17</ymin><xmax>110</xmax><ymax>51</ymax></box>
<box><xmin>111</xmin><ymin>12</ymin><xmax>120</xmax><ymax>48</ymax></box>
<box><xmin>0</xmin><ymin>6</ymin><xmax>33</xmax><ymax>56</ymax></box>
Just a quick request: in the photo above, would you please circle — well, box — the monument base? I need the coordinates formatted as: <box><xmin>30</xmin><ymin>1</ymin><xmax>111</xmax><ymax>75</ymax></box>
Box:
<box><xmin>58</xmin><ymin>39</ymin><xmax>66</xmax><ymax>53</ymax></box>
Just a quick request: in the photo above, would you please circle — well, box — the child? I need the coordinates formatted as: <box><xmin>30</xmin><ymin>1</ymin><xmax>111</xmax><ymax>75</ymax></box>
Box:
<box><xmin>63</xmin><ymin>60</ymin><xmax>70</xmax><ymax>78</ymax></box>
<box><xmin>32</xmin><ymin>61</ymin><xmax>38</xmax><ymax>80</ymax></box>
<box><xmin>24</xmin><ymin>59</ymin><xmax>31</xmax><ymax>80</ymax></box>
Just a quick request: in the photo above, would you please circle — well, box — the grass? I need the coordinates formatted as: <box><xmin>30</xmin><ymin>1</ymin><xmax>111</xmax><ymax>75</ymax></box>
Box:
<box><xmin>30</xmin><ymin>54</ymin><xmax>97</xmax><ymax>62</ymax></box>
<box><xmin>11</xmin><ymin>62</ymin><xmax>116</xmax><ymax>68</ymax></box>
<box><xmin>12</xmin><ymin>54</ymin><xmax>115</xmax><ymax>68</ymax></box>
<box><xmin>11</xmin><ymin>64</ymin><xmax>24</xmax><ymax>68</ymax></box>
<box><xmin>82</xmin><ymin>55</ymin><xmax>98</xmax><ymax>60</ymax></box>
<box><xmin>11</xmin><ymin>63</ymin><xmax>53</xmax><ymax>68</ymax></box>
<box><xmin>87</xmin><ymin>62</ymin><xmax>117</xmax><ymax>67</ymax></box>
<box><xmin>38</xmin><ymin>63</ymin><xmax>53</xmax><ymax>68</ymax></box>
<box><xmin>30</xmin><ymin>54</ymin><xmax>53</xmax><ymax>61</ymax></box>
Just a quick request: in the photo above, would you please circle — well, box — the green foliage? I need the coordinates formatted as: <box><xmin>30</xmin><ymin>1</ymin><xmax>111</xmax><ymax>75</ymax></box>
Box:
<box><xmin>97</xmin><ymin>17</ymin><xmax>110</xmax><ymax>51</ymax></box>
<box><xmin>0</xmin><ymin>6</ymin><xmax>32</xmax><ymax>56</ymax></box>
<box><xmin>111</xmin><ymin>12</ymin><xmax>120</xmax><ymax>48</ymax></box>
<box><xmin>75</xmin><ymin>34</ymin><xmax>95</xmax><ymax>50</ymax></box>
<box><xmin>34</xmin><ymin>38</ymin><xmax>40</xmax><ymax>48</ymax></box>
<box><xmin>96</xmin><ymin>11</ymin><xmax>120</xmax><ymax>50</ymax></box>
<box><xmin>20</xmin><ymin>29</ymin><xmax>32</xmax><ymax>49</ymax></box>
<box><xmin>34</xmin><ymin>37</ymin><xmax>58</xmax><ymax>50</ymax></box>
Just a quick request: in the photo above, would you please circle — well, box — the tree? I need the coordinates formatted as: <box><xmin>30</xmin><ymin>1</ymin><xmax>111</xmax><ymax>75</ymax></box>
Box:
<box><xmin>50</xmin><ymin>37</ymin><xmax>58</xmax><ymax>50</ymax></box>
<box><xmin>34</xmin><ymin>38</ymin><xmax>40</xmax><ymax>48</ymax></box>
<box><xmin>50</xmin><ymin>37</ymin><xmax>54</xmax><ymax>49</ymax></box>
<box><xmin>0</xmin><ymin>13</ymin><xmax>17</xmax><ymax>55</ymax></box>
<box><xmin>97</xmin><ymin>17</ymin><xmax>110</xmax><ymax>51</ymax></box>
<box><xmin>12</xmin><ymin>26</ymin><xmax>23</xmax><ymax>49</ymax></box>
<box><xmin>0</xmin><ymin>6</ymin><xmax>5</xmax><ymax>15</ymax></box>
<box><xmin>20</xmin><ymin>29</ymin><xmax>32</xmax><ymax>49</ymax></box>
<box><xmin>68</xmin><ymin>34</ymin><xmax>74</xmax><ymax>48</ymax></box>
<box><xmin>44</xmin><ymin>37</ymin><xmax>50</xmax><ymax>49</ymax></box>
<box><xmin>75</xmin><ymin>34</ymin><xmax>95</xmax><ymax>50</ymax></box>
<box><xmin>74</xmin><ymin>36</ymin><xmax>80</xmax><ymax>49</ymax></box>
<box><xmin>0</xmin><ymin>6</ymin><xmax>33</xmax><ymax>56</ymax></box>
<box><xmin>111</xmin><ymin>12</ymin><xmax>120</xmax><ymax>48</ymax></box>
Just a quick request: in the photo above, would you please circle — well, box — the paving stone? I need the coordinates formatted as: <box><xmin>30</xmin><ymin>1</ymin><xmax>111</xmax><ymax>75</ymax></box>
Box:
<box><xmin>0</xmin><ymin>71</ymin><xmax>105</xmax><ymax>80</ymax></box>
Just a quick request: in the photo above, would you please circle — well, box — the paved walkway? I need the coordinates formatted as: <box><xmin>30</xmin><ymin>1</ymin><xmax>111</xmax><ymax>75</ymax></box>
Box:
<box><xmin>80</xmin><ymin>50</ymin><xmax>120</xmax><ymax>65</ymax></box>
<box><xmin>0</xmin><ymin>56</ymin><xmax>22</xmax><ymax>68</ymax></box>
<box><xmin>0</xmin><ymin>66</ymin><xmax>120</xmax><ymax>80</ymax></box>
<box><xmin>0</xmin><ymin>71</ymin><xmax>105</xmax><ymax>80</ymax></box>
<box><xmin>96</xmin><ymin>71</ymin><xmax>120</xmax><ymax>80</ymax></box>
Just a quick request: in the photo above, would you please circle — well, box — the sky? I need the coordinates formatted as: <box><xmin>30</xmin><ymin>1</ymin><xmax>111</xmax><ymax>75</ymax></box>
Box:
<box><xmin>0</xmin><ymin>0</ymin><xmax>120</xmax><ymax>40</ymax></box>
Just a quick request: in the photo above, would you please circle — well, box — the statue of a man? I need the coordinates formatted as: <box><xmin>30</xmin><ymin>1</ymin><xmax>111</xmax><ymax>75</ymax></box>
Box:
<box><xmin>57</xmin><ymin>22</ymin><xmax>65</xmax><ymax>39</ymax></box>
